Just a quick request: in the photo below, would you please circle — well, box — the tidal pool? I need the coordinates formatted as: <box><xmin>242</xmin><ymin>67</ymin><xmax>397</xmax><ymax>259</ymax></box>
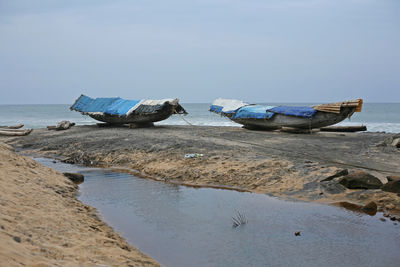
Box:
<box><xmin>37</xmin><ymin>158</ymin><xmax>400</xmax><ymax>267</ymax></box>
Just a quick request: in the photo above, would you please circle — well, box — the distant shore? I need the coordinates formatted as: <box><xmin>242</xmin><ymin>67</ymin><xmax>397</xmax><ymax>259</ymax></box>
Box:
<box><xmin>3</xmin><ymin>125</ymin><xmax>400</xmax><ymax>217</ymax></box>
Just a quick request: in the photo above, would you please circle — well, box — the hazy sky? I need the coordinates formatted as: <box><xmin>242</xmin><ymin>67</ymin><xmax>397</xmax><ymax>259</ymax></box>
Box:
<box><xmin>0</xmin><ymin>0</ymin><xmax>399</xmax><ymax>104</ymax></box>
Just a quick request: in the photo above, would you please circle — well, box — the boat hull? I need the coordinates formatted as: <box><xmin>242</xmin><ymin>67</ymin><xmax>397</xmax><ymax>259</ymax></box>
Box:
<box><xmin>232</xmin><ymin>107</ymin><xmax>356</xmax><ymax>130</ymax></box>
<box><xmin>88</xmin><ymin>102</ymin><xmax>179</xmax><ymax>125</ymax></box>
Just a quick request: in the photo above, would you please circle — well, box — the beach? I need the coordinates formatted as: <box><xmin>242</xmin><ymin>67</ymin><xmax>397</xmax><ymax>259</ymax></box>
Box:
<box><xmin>0</xmin><ymin>142</ymin><xmax>159</xmax><ymax>266</ymax></box>
<box><xmin>2</xmin><ymin>124</ymin><xmax>400</xmax><ymax>265</ymax></box>
<box><xmin>2</xmin><ymin>0</ymin><xmax>399</xmax><ymax>265</ymax></box>
<box><xmin>3</xmin><ymin>125</ymin><xmax>400</xmax><ymax>215</ymax></box>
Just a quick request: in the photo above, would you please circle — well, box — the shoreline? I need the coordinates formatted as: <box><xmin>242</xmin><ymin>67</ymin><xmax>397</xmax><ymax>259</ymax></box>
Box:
<box><xmin>0</xmin><ymin>142</ymin><xmax>159</xmax><ymax>266</ymax></box>
<box><xmin>3</xmin><ymin>125</ymin><xmax>400</xmax><ymax>217</ymax></box>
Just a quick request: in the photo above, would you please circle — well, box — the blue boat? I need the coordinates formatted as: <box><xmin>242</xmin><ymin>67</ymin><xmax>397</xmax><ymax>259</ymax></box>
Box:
<box><xmin>210</xmin><ymin>98</ymin><xmax>363</xmax><ymax>130</ymax></box>
<box><xmin>71</xmin><ymin>95</ymin><xmax>187</xmax><ymax>126</ymax></box>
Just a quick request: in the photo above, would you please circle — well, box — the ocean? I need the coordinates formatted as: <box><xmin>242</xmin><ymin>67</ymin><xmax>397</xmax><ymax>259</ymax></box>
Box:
<box><xmin>0</xmin><ymin>103</ymin><xmax>399</xmax><ymax>133</ymax></box>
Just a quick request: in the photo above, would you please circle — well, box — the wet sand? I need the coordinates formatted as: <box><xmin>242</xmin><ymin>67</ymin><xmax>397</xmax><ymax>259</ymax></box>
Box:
<box><xmin>0</xmin><ymin>142</ymin><xmax>159</xmax><ymax>266</ymax></box>
<box><xmin>3</xmin><ymin>125</ymin><xmax>400</xmax><ymax>217</ymax></box>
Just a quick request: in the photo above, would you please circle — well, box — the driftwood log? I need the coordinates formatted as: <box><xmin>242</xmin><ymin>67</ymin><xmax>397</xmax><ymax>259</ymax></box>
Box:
<box><xmin>47</xmin><ymin>121</ymin><xmax>75</xmax><ymax>131</ymax></box>
<box><xmin>320</xmin><ymin>125</ymin><xmax>367</xmax><ymax>132</ymax></box>
<box><xmin>0</xmin><ymin>124</ymin><xmax>24</xmax><ymax>129</ymax></box>
<box><xmin>0</xmin><ymin>129</ymin><xmax>32</xmax><ymax>136</ymax></box>
<box><xmin>280</xmin><ymin>127</ymin><xmax>320</xmax><ymax>134</ymax></box>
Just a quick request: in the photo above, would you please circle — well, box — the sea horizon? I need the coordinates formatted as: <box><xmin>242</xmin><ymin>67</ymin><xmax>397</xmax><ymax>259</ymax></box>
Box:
<box><xmin>0</xmin><ymin>103</ymin><xmax>399</xmax><ymax>133</ymax></box>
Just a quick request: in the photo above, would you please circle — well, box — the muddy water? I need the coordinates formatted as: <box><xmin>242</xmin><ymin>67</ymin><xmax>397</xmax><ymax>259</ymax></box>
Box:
<box><xmin>37</xmin><ymin>158</ymin><xmax>400</xmax><ymax>267</ymax></box>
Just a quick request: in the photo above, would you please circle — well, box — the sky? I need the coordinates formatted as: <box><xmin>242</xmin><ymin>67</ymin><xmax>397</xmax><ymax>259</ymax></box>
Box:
<box><xmin>0</xmin><ymin>0</ymin><xmax>399</xmax><ymax>104</ymax></box>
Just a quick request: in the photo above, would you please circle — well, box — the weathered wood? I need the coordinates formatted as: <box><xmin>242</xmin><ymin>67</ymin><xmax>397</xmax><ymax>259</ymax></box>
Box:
<box><xmin>0</xmin><ymin>124</ymin><xmax>24</xmax><ymax>129</ymax></box>
<box><xmin>0</xmin><ymin>129</ymin><xmax>32</xmax><ymax>136</ymax></box>
<box><xmin>320</xmin><ymin>125</ymin><xmax>367</xmax><ymax>132</ymax></box>
<box><xmin>47</xmin><ymin>121</ymin><xmax>75</xmax><ymax>131</ymax></box>
<box><xmin>0</xmin><ymin>128</ymin><xmax>29</xmax><ymax>132</ymax></box>
<box><xmin>280</xmin><ymin>127</ymin><xmax>320</xmax><ymax>134</ymax></box>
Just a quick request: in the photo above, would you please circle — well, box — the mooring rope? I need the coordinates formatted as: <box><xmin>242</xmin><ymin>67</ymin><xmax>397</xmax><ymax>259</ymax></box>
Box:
<box><xmin>174</xmin><ymin>110</ymin><xmax>195</xmax><ymax>126</ymax></box>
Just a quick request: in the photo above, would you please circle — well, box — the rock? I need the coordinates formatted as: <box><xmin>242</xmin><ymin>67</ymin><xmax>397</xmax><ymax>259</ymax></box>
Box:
<box><xmin>47</xmin><ymin>120</ymin><xmax>75</xmax><ymax>131</ymax></box>
<box><xmin>385</xmin><ymin>203</ymin><xmax>395</xmax><ymax>210</ymax></box>
<box><xmin>320</xmin><ymin>181</ymin><xmax>346</xmax><ymax>194</ymax></box>
<box><xmin>302</xmin><ymin>182</ymin><xmax>319</xmax><ymax>191</ymax></box>
<box><xmin>63</xmin><ymin>172</ymin><xmax>84</xmax><ymax>184</ymax></box>
<box><xmin>320</xmin><ymin>169</ymin><xmax>349</xmax><ymax>182</ymax></box>
<box><xmin>361</xmin><ymin>201</ymin><xmax>377</xmax><ymax>215</ymax></box>
<box><xmin>392</xmin><ymin>138</ymin><xmax>400</xmax><ymax>148</ymax></box>
<box><xmin>380</xmin><ymin>218</ymin><xmax>386</xmax><ymax>222</ymax></box>
<box><xmin>13</xmin><ymin>236</ymin><xmax>21</xmax><ymax>243</ymax></box>
<box><xmin>339</xmin><ymin>171</ymin><xmax>383</xmax><ymax>189</ymax></box>
<box><xmin>387</xmin><ymin>176</ymin><xmax>400</xmax><ymax>182</ymax></box>
<box><xmin>390</xmin><ymin>217</ymin><xmax>396</xmax><ymax>221</ymax></box>
<box><xmin>377</xmin><ymin>134</ymin><xmax>400</xmax><ymax>147</ymax></box>
<box><xmin>381</xmin><ymin>180</ymin><xmax>400</xmax><ymax>193</ymax></box>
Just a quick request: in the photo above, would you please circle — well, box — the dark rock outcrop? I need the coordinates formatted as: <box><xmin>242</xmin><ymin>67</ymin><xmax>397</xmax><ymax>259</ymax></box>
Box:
<box><xmin>63</xmin><ymin>172</ymin><xmax>84</xmax><ymax>184</ymax></box>
<box><xmin>339</xmin><ymin>171</ymin><xmax>383</xmax><ymax>189</ymax></box>
<box><xmin>387</xmin><ymin>176</ymin><xmax>400</xmax><ymax>182</ymax></box>
<box><xmin>381</xmin><ymin>180</ymin><xmax>400</xmax><ymax>193</ymax></box>
<box><xmin>320</xmin><ymin>169</ymin><xmax>349</xmax><ymax>182</ymax></box>
<box><xmin>392</xmin><ymin>138</ymin><xmax>400</xmax><ymax>148</ymax></box>
<box><xmin>320</xmin><ymin>181</ymin><xmax>346</xmax><ymax>194</ymax></box>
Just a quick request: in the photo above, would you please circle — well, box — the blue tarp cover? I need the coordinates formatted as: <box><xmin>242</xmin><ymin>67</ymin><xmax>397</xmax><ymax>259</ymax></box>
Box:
<box><xmin>268</xmin><ymin>106</ymin><xmax>316</xmax><ymax>118</ymax></box>
<box><xmin>232</xmin><ymin>105</ymin><xmax>275</xmax><ymax>119</ymax></box>
<box><xmin>71</xmin><ymin>95</ymin><xmax>141</xmax><ymax>116</ymax></box>
<box><xmin>104</xmin><ymin>99</ymin><xmax>141</xmax><ymax>115</ymax></box>
<box><xmin>209</xmin><ymin>105</ymin><xmax>236</xmax><ymax>114</ymax></box>
<box><xmin>209</xmin><ymin>105</ymin><xmax>223</xmax><ymax>113</ymax></box>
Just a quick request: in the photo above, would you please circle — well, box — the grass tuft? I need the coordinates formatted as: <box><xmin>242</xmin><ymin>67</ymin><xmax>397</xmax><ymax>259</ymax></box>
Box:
<box><xmin>232</xmin><ymin>210</ymin><xmax>248</xmax><ymax>228</ymax></box>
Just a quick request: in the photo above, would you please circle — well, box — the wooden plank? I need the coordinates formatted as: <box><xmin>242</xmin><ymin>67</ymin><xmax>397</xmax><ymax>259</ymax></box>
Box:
<box><xmin>320</xmin><ymin>125</ymin><xmax>367</xmax><ymax>132</ymax></box>
<box><xmin>0</xmin><ymin>124</ymin><xmax>24</xmax><ymax>129</ymax></box>
<box><xmin>280</xmin><ymin>127</ymin><xmax>320</xmax><ymax>134</ymax></box>
<box><xmin>0</xmin><ymin>128</ymin><xmax>29</xmax><ymax>132</ymax></box>
<box><xmin>0</xmin><ymin>129</ymin><xmax>32</xmax><ymax>136</ymax></box>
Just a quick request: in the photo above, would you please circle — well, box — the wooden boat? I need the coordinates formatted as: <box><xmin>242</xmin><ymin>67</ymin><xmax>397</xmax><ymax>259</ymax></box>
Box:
<box><xmin>210</xmin><ymin>98</ymin><xmax>363</xmax><ymax>130</ymax></box>
<box><xmin>70</xmin><ymin>95</ymin><xmax>187</xmax><ymax>126</ymax></box>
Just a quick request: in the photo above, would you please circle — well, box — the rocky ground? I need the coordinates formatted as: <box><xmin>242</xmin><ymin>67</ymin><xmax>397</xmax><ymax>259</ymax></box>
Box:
<box><xmin>3</xmin><ymin>125</ymin><xmax>400</xmax><ymax>218</ymax></box>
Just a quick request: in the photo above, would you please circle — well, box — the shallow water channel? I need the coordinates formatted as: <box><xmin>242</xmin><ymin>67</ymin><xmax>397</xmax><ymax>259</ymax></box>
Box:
<box><xmin>37</xmin><ymin>158</ymin><xmax>400</xmax><ymax>267</ymax></box>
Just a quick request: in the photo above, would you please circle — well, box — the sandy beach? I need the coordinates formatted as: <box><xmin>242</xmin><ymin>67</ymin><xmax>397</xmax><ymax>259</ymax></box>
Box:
<box><xmin>2</xmin><ymin>125</ymin><xmax>400</xmax><ymax>218</ymax></box>
<box><xmin>0</xmin><ymin>142</ymin><xmax>159</xmax><ymax>266</ymax></box>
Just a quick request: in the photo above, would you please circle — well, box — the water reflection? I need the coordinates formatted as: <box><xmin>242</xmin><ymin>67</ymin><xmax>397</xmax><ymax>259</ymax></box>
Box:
<box><xmin>37</xmin><ymin>158</ymin><xmax>400</xmax><ymax>267</ymax></box>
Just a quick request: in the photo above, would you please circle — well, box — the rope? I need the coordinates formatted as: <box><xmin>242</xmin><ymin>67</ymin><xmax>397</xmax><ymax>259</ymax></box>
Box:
<box><xmin>173</xmin><ymin>110</ymin><xmax>202</xmax><ymax>137</ymax></box>
<box><xmin>174</xmin><ymin>110</ymin><xmax>194</xmax><ymax>126</ymax></box>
